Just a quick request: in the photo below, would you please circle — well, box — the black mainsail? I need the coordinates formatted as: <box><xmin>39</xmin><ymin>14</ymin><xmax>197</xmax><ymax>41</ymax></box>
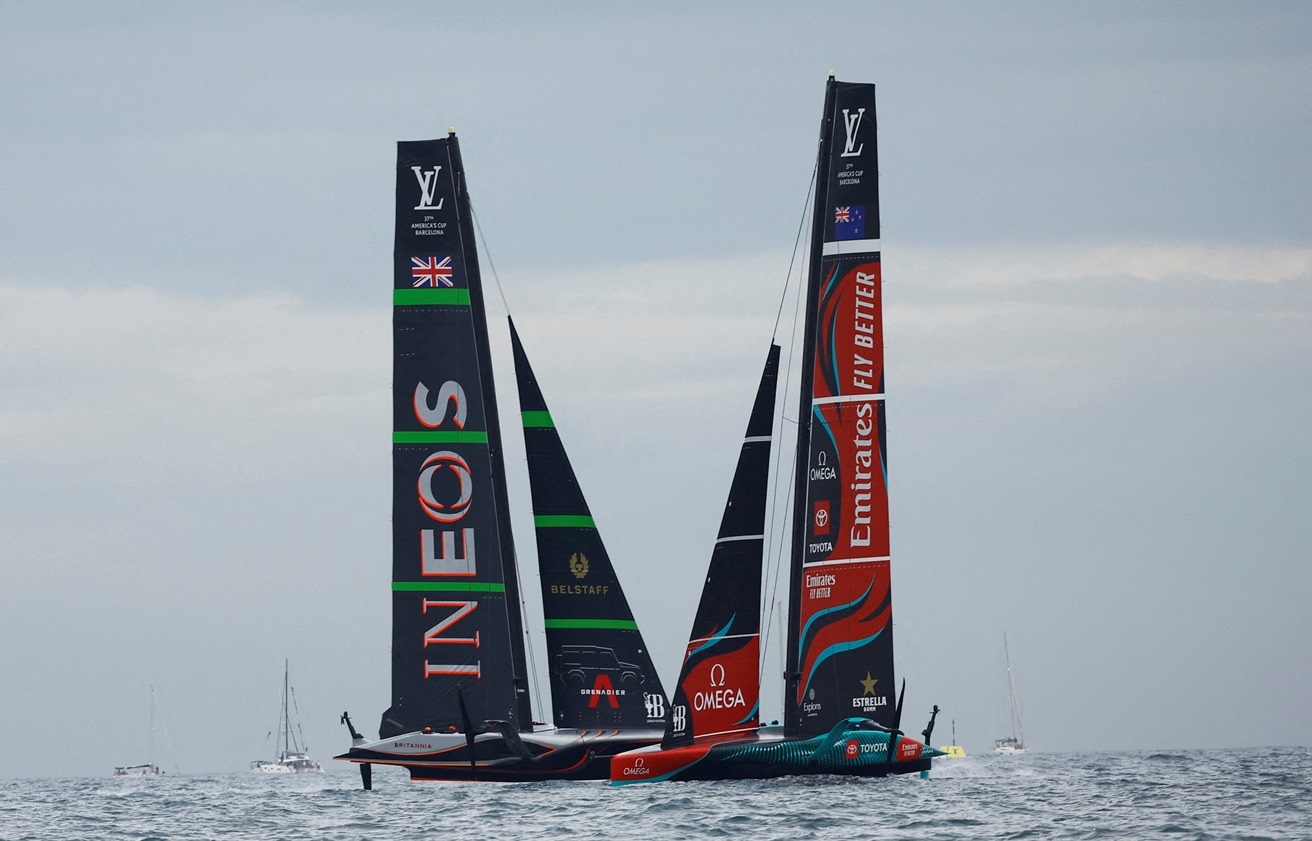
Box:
<box><xmin>338</xmin><ymin>132</ymin><xmax>668</xmax><ymax>784</ymax></box>
<box><xmin>383</xmin><ymin>134</ymin><xmax>532</xmax><ymax>738</ymax></box>
<box><xmin>509</xmin><ymin>318</ymin><xmax>666</xmax><ymax>731</ymax></box>
<box><xmin>609</xmin><ymin>75</ymin><xmax>941</xmax><ymax>785</ymax></box>
<box><xmin>783</xmin><ymin>79</ymin><xmax>897</xmax><ymax>739</ymax></box>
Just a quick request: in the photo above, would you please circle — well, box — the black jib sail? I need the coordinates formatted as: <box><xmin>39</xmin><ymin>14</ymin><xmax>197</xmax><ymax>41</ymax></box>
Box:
<box><xmin>508</xmin><ymin>318</ymin><xmax>667</xmax><ymax>731</ymax></box>
<box><xmin>664</xmin><ymin>346</ymin><xmax>780</xmax><ymax>747</ymax></box>
<box><xmin>383</xmin><ymin>134</ymin><xmax>533</xmax><ymax>738</ymax></box>
<box><xmin>784</xmin><ymin>79</ymin><xmax>896</xmax><ymax>739</ymax></box>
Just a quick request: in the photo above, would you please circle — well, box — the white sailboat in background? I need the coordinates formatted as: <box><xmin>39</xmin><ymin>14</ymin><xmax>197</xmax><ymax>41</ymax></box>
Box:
<box><xmin>994</xmin><ymin>632</ymin><xmax>1026</xmax><ymax>754</ymax></box>
<box><xmin>114</xmin><ymin>685</ymin><xmax>165</xmax><ymax>776</ymax></box>
<box><xmin>251</xmin><ymin>661</ymin><xmax>322</xmax><ymax>773</ymax></box>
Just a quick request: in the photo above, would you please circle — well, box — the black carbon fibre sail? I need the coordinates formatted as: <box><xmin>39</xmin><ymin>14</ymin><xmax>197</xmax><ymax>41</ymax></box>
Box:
<box><xmin>664</xmin><ymin>346</ymin><xmax>780</xmax><ymax>747</ymax></box>
<box><xmin>784</xmin><ymin>80</ymin><xmax>896</xmax><ymax>738</ymax></box>
<box><xmin>508</xmin><ymin>318</ymin><xmax>667</xmax><ymax>730</ymax></box>
<box><xmin>382</xmin><ymin>134</ymin><xmax>532</xmax><ymax>738</ymax></box>
<box><xmin>608</xmin><ymin>76</ymin><xmax>942</xmax><ymax>784</ymax></box>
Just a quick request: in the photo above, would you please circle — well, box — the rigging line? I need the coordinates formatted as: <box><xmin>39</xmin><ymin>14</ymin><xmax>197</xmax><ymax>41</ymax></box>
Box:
<box><xmin>771</xmin><ymin>158</ymin><xmax>819</xmax><ymax>342</ymax></box>
<box><xmin>516</xmin><ymin>543</ymin><xmax>547</xmax><ymax>726</ymax></box>
<box><xmin>758</xmin><ymin>447</ymin><xmax>796</xmax><ymax>701</ymax></box>
<box><xmin>291</xmin><ymin>686</ymin><xmax>308</xmax><ymax>752</ymax></box>
<box><xmin>152</xmin><ymin>687</ymin><xmax>177</xmax><ymax>761</ymax></box>
<box><xmin>470</xmin><ymin>202</ymin><xmax>512</xmax><ymax>316</ymax></box>
<box><xmin>529</xmin><ymin>576</ymin><xmax>545</xmax><ymax>726</ymax></box>
<box><xmin>769</xmin><ymin>206</ymin><xmax>810</xmax><ymax>598</ymax></box>
<box><xmin>761</xmin><ymin>167</ymin><xmax>813</xmax><ymax>641</ymax></box>
<box><xmin>759</xmin><ymin>234</ymin><xmax>809</xmax><ymax>698</ymax></box>
<box><xmin>468</xmin><ymin>201</ymin><xmax>545</xmax><ymax>725</ymax></box>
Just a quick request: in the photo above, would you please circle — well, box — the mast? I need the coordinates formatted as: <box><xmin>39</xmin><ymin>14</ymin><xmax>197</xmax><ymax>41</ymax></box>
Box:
<box><xmin>447</xmin><ymin>136</ymin><xmax>534</xmax><ymax>732</ymax></box>
<box><xmin>282</xmin><ymin>660</ymin><xmax>291</xmax><ymax>760</ymax></box>
<box><xmin>785</xmin><ymin>76</ymin><xmax>893</xmax><ymax>738</ymax></box>
<box><xmin>784</xmin><ymin>75</ymin><xmax>839</xmax><ymax>736</ymax></box>
<box><xmin>1004</xmin><ymin>633</ymin><xmax>1024</xmax><ymax>745</ymax></box>
<box><xmin>383</xmin><ymin>131</ymin><xmax>532</xmax><ymax>737</ymax></box>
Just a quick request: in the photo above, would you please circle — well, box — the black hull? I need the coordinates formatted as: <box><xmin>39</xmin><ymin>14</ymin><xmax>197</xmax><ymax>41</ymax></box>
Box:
<box><xmin>337</xmin><ymin>727</ymin><xmax>663</xmax><ymax>784</ymax></box>
<box><xmin>405</xmin><ymin>748</ymin><xmax>617</xmax><ymax>782</ymax></box>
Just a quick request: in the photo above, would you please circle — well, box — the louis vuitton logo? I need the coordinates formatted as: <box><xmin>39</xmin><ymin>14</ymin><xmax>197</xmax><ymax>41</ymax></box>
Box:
<box><xmin>412</xmin><ymin>165</ymin><xmax>444</xmax><ymax>210</ymax></box>
<box><xmin>840</xmin><ymin>108</ymin><xmax>865</xmax><ymax>158</ymax></box>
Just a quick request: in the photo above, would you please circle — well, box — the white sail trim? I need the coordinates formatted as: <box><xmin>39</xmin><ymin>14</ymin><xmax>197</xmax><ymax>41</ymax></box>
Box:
<box><xmin>803</xmin><ymin>556</ymin><xmax>891</xmax><ymax>568</ymax></box>
<box><xmin>812</xmin><ymin>393</ymin><xmax>884</xmax><ymax>406</ymax></box>
<box><xmin>743</xmin><ymin>435</ymin><xmax>772</xmax><ymax>443</ymax></box>
<box><xmin>715</xmin><ymin>534</ymin><xmax>765</xmax><ymax>545</ymax></box>
<box><xmin>687</xmin><ymin>631</ymin><xmax>760</xmax><ymax>646</ymax></box>
<box><xmin>822</xmin><ymin>238</ymin><xmax>881</xmax><ymax>256</ymax></box>
<box><xmin>687</xmin><ymin>725</ymin><xmax>759</xmax><ymax>740</ymax></box>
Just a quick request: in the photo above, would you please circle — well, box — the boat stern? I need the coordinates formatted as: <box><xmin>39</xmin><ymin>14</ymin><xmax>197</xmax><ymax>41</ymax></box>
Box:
<box><xmin>610</xmin><ymin>742</ymin><xmax>717</xmax><ymax>785</ymax></box>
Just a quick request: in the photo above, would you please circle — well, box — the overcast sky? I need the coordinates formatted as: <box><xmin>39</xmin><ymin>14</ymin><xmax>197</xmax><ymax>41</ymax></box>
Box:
<box><xmin>2</xmin><ymin>1</ymin><xmax>1309</xmax><ymax>779</ymax></box>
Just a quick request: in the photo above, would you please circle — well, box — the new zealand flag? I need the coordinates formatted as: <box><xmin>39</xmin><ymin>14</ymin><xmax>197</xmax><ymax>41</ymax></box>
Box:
<box><xmin>834</xmin><ymin>205</ymin><xmax>865</xmax><ymax>241</ymax></box>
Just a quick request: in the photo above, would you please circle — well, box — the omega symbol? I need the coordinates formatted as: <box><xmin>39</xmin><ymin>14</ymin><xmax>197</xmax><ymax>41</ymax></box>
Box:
<box><xmin>709</xmin><ymin>663</ymin><xmax>727</xmax><ymax>687</ymax></box>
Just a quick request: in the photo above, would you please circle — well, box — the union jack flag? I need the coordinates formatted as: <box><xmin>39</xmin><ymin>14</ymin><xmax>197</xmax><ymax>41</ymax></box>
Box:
<box><xmin>835</xmin><ymin>206</ymin><xmax>851</xmax><ymax>223</ymax></box>
<box><xmin>411</xmin><ymin>256</ymin><xmax>454</xmax><ymax>288</ymax></box>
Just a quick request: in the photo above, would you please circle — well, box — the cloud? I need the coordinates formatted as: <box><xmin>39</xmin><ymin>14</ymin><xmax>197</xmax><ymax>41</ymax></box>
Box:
<box><xmin>0</xmin><ymin>283</ymin><xmax>388</xmax><ymax>477</ymax></box>
<box><xmin>6</xmin><ymin>241</ymin><xmax>1307</xmax><ymax>473</ymax></box>
<box><xmin>2</xmin><ymin>238</ymin><xmax>1309</xmax><ymax>775</ymax></box>
<box><xmin>907</xmin><ymin>243</ymin><xmax>1312</xmax><ymax>288</ymax></box>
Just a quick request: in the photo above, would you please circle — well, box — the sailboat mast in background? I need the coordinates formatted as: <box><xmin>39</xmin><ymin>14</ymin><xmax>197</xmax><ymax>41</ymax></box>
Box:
<box><xmin>994</xmin><ymin>632</ymin><xmax>1027</xmax><ymax>754</ymax></box>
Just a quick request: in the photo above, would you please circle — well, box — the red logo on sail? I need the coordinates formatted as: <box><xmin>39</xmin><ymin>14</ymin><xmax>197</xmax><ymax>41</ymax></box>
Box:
<box><xmin>845</xmin><ymin>739</ymin><xmax>859</xmax><ymax>759</ymax></box>
<box><xmin>813</xmin><ymin>501</ymin><xmax>831</xmax><ymax>535</ymax></box>
<box><xmin>588</xmin><ymin>674</ymin><xmax>620</xmax><ymax>708</ymax></box>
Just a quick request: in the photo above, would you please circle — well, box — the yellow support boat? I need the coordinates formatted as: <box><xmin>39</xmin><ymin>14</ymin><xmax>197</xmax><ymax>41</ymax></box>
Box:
<box><xmin>937</xmin><ymin>720</ymin><xmax>967</xmax><ymax>758</ymax></box>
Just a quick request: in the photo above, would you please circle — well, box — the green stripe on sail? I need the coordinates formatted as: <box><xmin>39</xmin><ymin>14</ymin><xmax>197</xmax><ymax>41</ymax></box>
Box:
<box><xmin>392</xmin><ymin>581</ymin><xmax>506</xmax><ymax>593</ymax></box>
<box><xmin>394</xmin><ymin>288</ymin><xmax>471</xmax><ymax>306</ymax></box>
<box><xmin>394</xmin><ymin>430</ymin><xmax>489</xmax><ymax>444</ymax></box>
<box><xmin>521</xmin><ymin>410</ymin><xmax>554</xmax><ymax>428</ymax></box>
<box><xmin>544</xmin><ymin>618</ymin><xmax>640</xmax><ymax>630</ymax></box>
<box><xmin>534</xmin><ymin>515</ymin><xmax>596</xmax><ymax>528</ymax></box>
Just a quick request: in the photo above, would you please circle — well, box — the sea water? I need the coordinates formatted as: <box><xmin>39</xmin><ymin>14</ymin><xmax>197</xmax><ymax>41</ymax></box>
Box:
<box><xmin>2</xmin><ymin>747</ymin><xmax>1307</xmax><ymax>840</ymax></box>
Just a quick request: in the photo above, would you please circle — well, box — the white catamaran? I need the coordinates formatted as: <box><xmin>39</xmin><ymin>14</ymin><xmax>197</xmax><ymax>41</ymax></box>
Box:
<box><xmin>251</xmin><ymin>661</ymin><xmax>322</xmax><ymax>773</ymax></box>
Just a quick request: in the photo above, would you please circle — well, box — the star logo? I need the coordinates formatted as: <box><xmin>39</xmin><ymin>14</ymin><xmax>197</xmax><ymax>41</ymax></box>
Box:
<box><xmin>860</xmin><ymin>672</ymin><xmax>878</xmax><ymax>696</ymax></box>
